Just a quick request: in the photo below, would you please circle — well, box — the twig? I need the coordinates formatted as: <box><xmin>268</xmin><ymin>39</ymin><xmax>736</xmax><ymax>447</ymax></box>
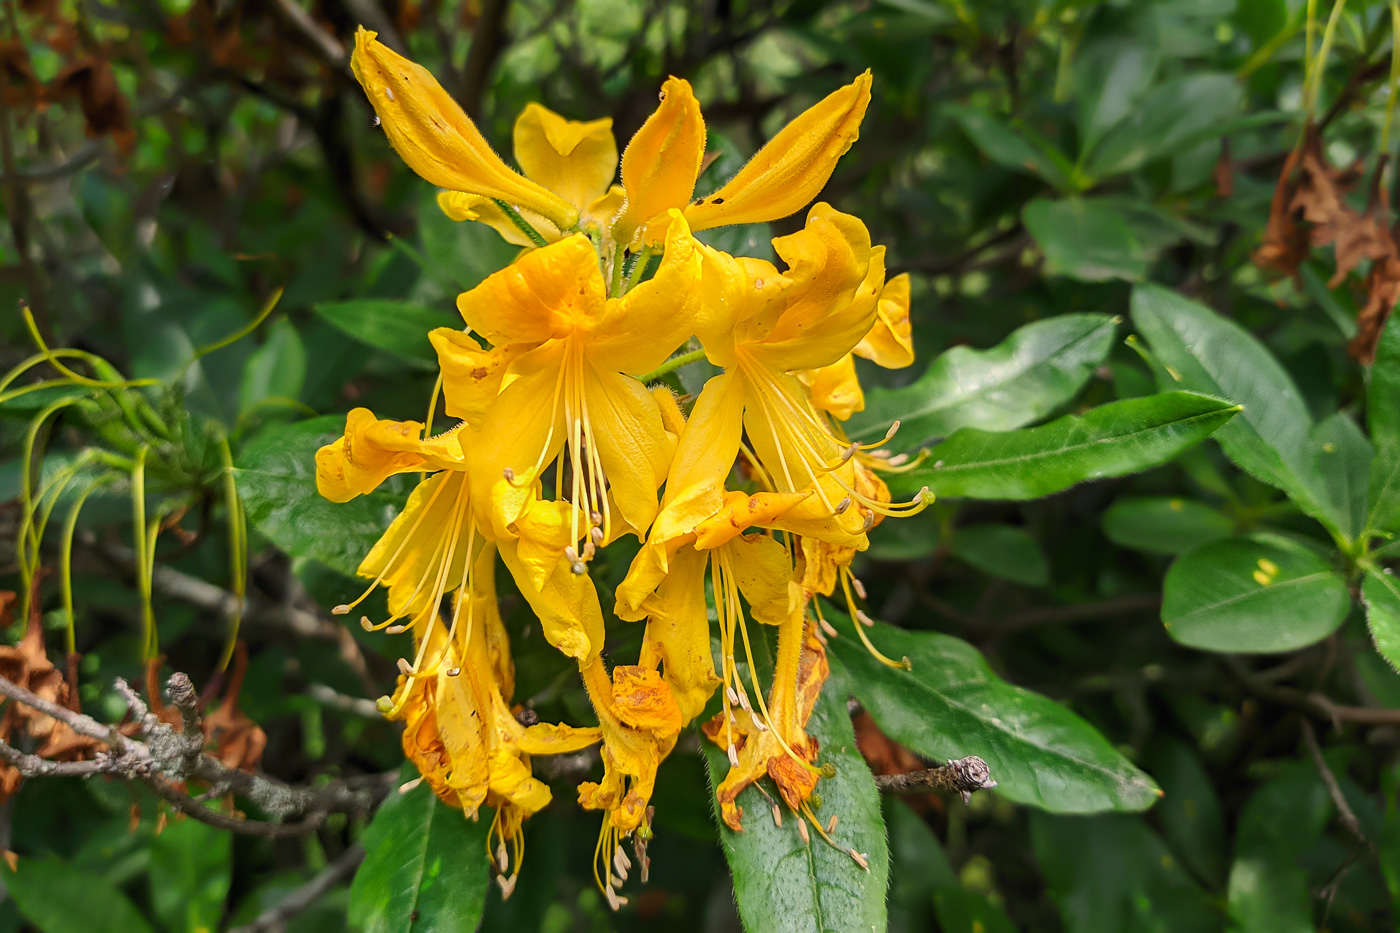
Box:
<box><xmin>459</xmin><ymin>0</ymin><xmax>511</xmax><ymax>117</ymax></box>
<box><xmin>1300</xmin><ymin>720</ymin><xmax>1372</xmax><ymax>851</ymax></box>
<box><xmin>305</xmin><ymin>683</ymin><xmax>382</xmax><ymax>720</ymax></box>
<box><xmin>267</xmin><ymin>0</ymin><xmax>349</xmax><ymax>76</ymax></box>
<box><xmin>228</xmin><ymin>844</ymin><xmax>365</xmax><ymax>933</ymax></box>
<box><xmin>1226</xmin><ymin>657</ymin><xmax>1400</xmax><ymax>727</ymax></box>
<box><xmin>873</xmin><ymin>756</ymin><xmax>997</xmax><ymax>803</ymax></box>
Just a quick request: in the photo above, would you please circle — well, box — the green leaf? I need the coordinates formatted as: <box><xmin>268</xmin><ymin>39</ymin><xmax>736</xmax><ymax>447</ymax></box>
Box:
<box><xmin>1144</xmin><ymin>736</ymin><xmax>1226</xmax><ymax>888</ymax></box>
<box><xmin>1362</xmin><ymin>569</ymin><xmax>1400</xmax><ymax>672</ymax></box>
<box><xmin>1130</xmin><ymin>284</ymin><xmax>1340</xmax><ymax>534</ymax></box>
<box><xmin>1102</xmin><ymin>496</ymin><xmax>1234</xmax><ymax>555</ymax></box>
<box><xmin>348</xmin><ymin>763</ymin><xmax>491</xmax><ymax>933</ymax></box>
<box><xmin>847</xmin><ymin>314</ymin><xmax>1118</xmax><ymax>446</ymax></box>
<box><xmin>826</xmin><ymin>613</ymin><xmax>1160</xmax><ymax>812</ymax></box>
<box><xmin>889</xmin><ymin>392</ymin><xmax>1240</xmax><ymax>501</ymax></box>
<box><xmin>1161</xmin><ymin>535</ymin><xmax>1350</xmax><ymax>654</ymax></box>
<box><xmin>1074</xmin><ymin>38</ymin><xmax>1161</xmax><ymax>157</ymax></box>
<box><xmin>948</xmin><ymin>523</ymin><xmax>1048</xmax><ymax>586</ymax></box>
<box><xmin>1086</xmin><ymin>73</ymin><xmax>1242</xmax><ymax>178</ymax></box>
<box><xmin>931</xmin><ymin>889</ymin><xmax>1018</xmax><ymax>933</ymax></box>
<box><xmin>1367</xmin><ymin>314</ymin><xmax>1400</xmax><ymax>535</ymax></box>
<box><xmin>1226</xmin><ymin>856</ymin><xmax>1313</xmax><ymax>933</ymax></box>
<box><xmin>1227</xmin><ymin>766</ymin><xmax>1330</xmax><ymax>933</ymax></box>
<box><xmin>313</xmin><ymin>300</ymin><xmax>458</xmax><ymax>366</ymax></box>
<box><xmin>417</xmin><ymin>191</ymin><xmax>518</xmax><ymax>291</ymax></box>
<box><xmin>1023</xmin><ymin>198</ymin><xmax>1148</xmax><ymax>282</ymax></box>
<box><xmin>235</xmin><ymin>416</ymin><xmax>406</xmax><ymax>578</ymax></box>
<box><xmin>1311</xmin><ymin>412</ymin><xmax>1372</xmax><ymax>544</ymax></box>
<box><xmin>945</xmin><ymin>105</ymin><xmax>1071</xmax><ymax>189</ymax></box>
<box><xmin>239</xmin><ymin>317</ymin><xmax>307</xmax><ymax>416</ymax></box>
<box><xmin>148</xmin><ymin>815</ymin><xmax>233</xmax><ymax>933</ymax></box>
<box><xmin>886</xmin><ymin>799</ymin><xmax>953</xmax><ymax>930</ymax></box>
<box><xmin>1031</xmin><ymin>813</ymin><xmax>1223</xmax><ymax>933</ymax></box>
<box><xmin>704</xmin><ymin>684</ymin><xmax>889</xmax><ymax>933</ymax></box>
<box><xmin>2</xmin><ymin>855</ymin><xmax>156</xmax><ymax>933</ymax></box>
<box><xmin>865</xmin><ymin>511</ymin><xmax>942</xmax><ymax>561</ymax></box>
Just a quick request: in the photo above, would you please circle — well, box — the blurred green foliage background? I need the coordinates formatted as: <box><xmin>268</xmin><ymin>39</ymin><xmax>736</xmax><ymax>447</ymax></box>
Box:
<box><xmin>3</xmin><ymin>0</ymin><xmax>1400</xmax><ymax>931</ymax></box>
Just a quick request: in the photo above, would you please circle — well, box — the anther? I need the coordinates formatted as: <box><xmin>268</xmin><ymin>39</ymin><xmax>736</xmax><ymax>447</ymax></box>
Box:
<box><xmin>613</xmin><ymin>849</ymin><xmax>630</xmax><ymax>881</ymax></box>
<box><xmin>375</xmin><ymin>696</ymin><xmax>394</xmax><ymax>714</ymax></box>
<box><xmin>856</xmin><ymin>610</ymin><xmax>875</xmax><ymax>628</ymax></box>
<box><xmin>861</xmin><ymin>510</ymin><xmax>875</xmax><ymax>532</ymax></box>
<box><xmin>359</xmin><ymin>616</ymin><xmax>374</xmax><ymax>631</ymax></box>
<box><xmin>590</xmin><ymin>526</ymin><xmax>605</xmax><ymax>545</ymax></box>
<box><xmin>726</xmin><ymin>686</ymin><xmax>740</xmax><ymax>705</ymax></box>
<box><xmin>398</xmin><ymin>776</ymin><xmax>422</xmax><ymax>794</ymax></box>
<box><xmin>581</xmin><ymin>541</ymin><xmax>596</xmax><ymax>561</ymax></box>
<box><xmin>609</xmin><ymin>873</ymin><xmax>625</xmax><ymax>889</ymax></box>
<box><xmin>727</xmin><ymin>744</ymin><xmax>739</xmax><ymax>768</ymax></box>
<box><xmin>332</xmin><ymin>604</ymin><xmax>350</xmax><ymax>616</ymax></box>
<box><xmin>385</xmin><ymin>624</ymin><xmax>408</xmax><ymax>634</ymax></box>
<box><xmin>820</xmin><ymin>763</ymin><xmax>838</xmax><ymax>778</ymax></box>
<box><xmin>590</xmin><ymin>510</ymin><xmax>603</xmax><ymax>526</ymax></box>
<box><xmin>840</xmin><ymin>442</ymin><xmax>860</xmax><ymax>463</ymax></box>
<box><xmin>886</xmin><ymin>453</ymin><xmax>909</xmax><ymax>467</ymax></box>
<box><xmin>849</xmin><ymin>849</ymin><xmax>870</xmax><ymax>870</ymax></box>
<box><xmin>819</xmin><ymin>617</ymin><xmax>839</xmax><ymax>638</ymax></box>
<box><xmin>797</xmin><ymin>817</ymin><xmax>810</xmax><ymax>845</ymax></box>
<box><xmin>396</xmin><ymin>657</ymin><xmax>414</xmax><ymax>675</ymax></box>
<box><xmin>834</xmin><ymin>497</ymin><xmax>852</xmax><ymax>515</ymax></box>
<box><xmin>827</xmin><ymin>815</ymin><xmax>838</xmax><ymax>834</ymax></box>
<box><xmin>771</xmin><ymin>804</ymin><xmax>783</xmax><ymax>828</ymax></box>
<box><xmin>496</xmin><ymin>875</ymin><xmax>518</xmax><ymax>899</ymax></box>
<box><xmin>496</xmin><ymin>841</ymin><xmax>509</xmax><ymax>870</ymax></box>
<box><xmin>884</xmin><ymin>420</ymin><xmax>901</xmax><ymax>441</ymax></box>
<box><xmin>564</xmin><ymin>546</ymin><xmax>579</xmax><ymax>563</ymax></box>
<box><xmin>502</xmin><ymin>467</ymin><xmax>515</xmax><ymax>482</ymax></box>
<box><xmin>851</xmin><ymin>577</ymin><xmax>868</xmax><ymax>600</ymax></box>
<box><xmin>447</xmin><ymin>667</ymin><xmax>461</xmax><ymax>677</ymax></box>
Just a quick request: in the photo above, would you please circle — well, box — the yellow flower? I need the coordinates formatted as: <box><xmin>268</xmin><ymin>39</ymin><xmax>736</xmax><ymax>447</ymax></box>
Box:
<box><xmin>799</xmin><ymin>272</ymin><xmax>914</xmax><ymax>420</ymax></box>
<box><xmin>351</xmin><ymin>28</ymin><xmax>578</xmax><ymax>232</ymax></box>
<box><xmin>439</xmin><ymin>102</ymin><xmax>625</xmax><ymax>245</ymax></box>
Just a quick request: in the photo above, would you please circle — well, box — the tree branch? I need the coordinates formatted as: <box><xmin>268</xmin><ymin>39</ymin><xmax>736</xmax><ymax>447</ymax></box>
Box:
<box><xmin>873</xmin><ymin>756</ymin><xmax>997</xmax><ymax>803</ymax></box>
<box><xmin>228</xmin><ymin>843</ymin><xmax>366</xmax><ymax>932</ymax></box>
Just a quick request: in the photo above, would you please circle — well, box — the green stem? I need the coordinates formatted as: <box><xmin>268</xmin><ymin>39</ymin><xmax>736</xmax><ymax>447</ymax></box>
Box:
<box><xmin>624</xmin><ymin>246</ymin><xmax>655</xmax><ymax>294</ymax></box>
<box><xmin>492</xmin><ymin>199</ymin><xmax>550</xmax><ymax>248</ymax></box>
<box><xmin>637</xmin><ymin>347</ymin><xmax>707</xmax><ymax>383</ymax></box>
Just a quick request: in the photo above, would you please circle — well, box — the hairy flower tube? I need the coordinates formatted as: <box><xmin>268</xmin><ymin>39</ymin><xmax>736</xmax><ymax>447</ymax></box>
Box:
<box><xmin>322</xmin><ymin>28</ymin><xmax>926</xmax><ymax>906</ymax></box>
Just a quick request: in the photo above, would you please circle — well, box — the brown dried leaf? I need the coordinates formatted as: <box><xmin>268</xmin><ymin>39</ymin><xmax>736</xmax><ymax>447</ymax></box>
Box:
<box><xmin>49</xmin><ymin>57</ymin><xmax>134</xmax><ymax>153</ymax></box>
<box><xmin>202</xmin><ymin>643</ymin><xmax>266</xmax><ymax>772</ymax></box>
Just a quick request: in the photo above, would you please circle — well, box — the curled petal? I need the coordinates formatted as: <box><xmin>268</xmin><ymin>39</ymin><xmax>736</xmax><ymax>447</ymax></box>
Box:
<box><xmin>437</xmin><ymin>191</ymin><xmax>560</xmax><ymax>246</ymax></box>
<box><xmin>513</xmin><ymin>103</ymin><xmax>618</xmax><ymax>212</ymax></box>
<box><xmin>455</xmin><ymin>234</ymin><xmax>604</xmax><ymax>345</ymax></box>
<box><xmin>618</xmin><ymin>77</ymin><xmax>705</xmax><ymax>246</ymax></box>
<box><xmin>855</xmin><ymin>272</ymin><xmax>914</xmax><ymax>369</ymax></box>
<box><xmin>684</xmin><ymin>71</ymin><xmax>871</xmax><ymax>232</ymax></box>
<box><xmin>315</xmin><ymin>408</ymin><xmax>464</xmax><ymax>503</ymax></box>
<box><xmin>800</xmin><ymin>352</ymin><xmax>865</xmax><ymax>421</ymax></box>
<box><xmin>352</xmin><ymin>29</ymin><xmax>576</xmax><ymax>229</ymax></box>
<box><xmin>692</xmin><ymin>490</ymin><xmax>811</xmax><ymax>550</ymax></box>
<box><xmin>430</xmin><ymin>329</ymin><xmax>526</xmax><ymax>425</ymax></box>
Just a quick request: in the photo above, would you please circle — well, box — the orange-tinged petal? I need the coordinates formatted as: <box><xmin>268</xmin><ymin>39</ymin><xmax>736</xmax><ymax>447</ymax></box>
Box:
<box><xmin>455</xmin><ymin>233</ymin><xmax>604</xmax><ymax>344</ymax></box>
<box><xmin>692</xmin><ymin>490</ymin><xmax>811</xmax><ymax>549</ymax></box>
<box><xmin>609</xmin><ymin>665</ymin><xmax>684</xmax><ymax>736</ymax></box>
<box><xmin>854</xmin><ymin>271</ymin><xmax>913</xmax><ymax>368</ymax></box>
<box><xmin>315</xmin><ymin>408</ymin><xmax>465</xmax><ymax>503</ymax></box>
<box><xmin>350</xmin><ymin>28</ymin><xmax>578</xmax><ymax>229</ymax></box>
<box><xmin>617</xmin><ymin>77</ymin><xmax>705</xmax><ymax>247</ymax></box>
<box><xmin>683</xmin><ymin>71</ymin><xmax>871</xmax><ymax>232</ymax></box>
<box><xmin>634</xmin><ymin>545</ymin><xmax>721</xmax><ymax>724</ymax></box>
<box><xmin>590</xmin><ymin>211</ymin><xmax>702</xmax><ymax>374</ymax></box>
<box><xmin>497</xmin><ymin>537</ymin><xmax>604</xmax><ymax>661</ymax></box>
<box><xmin>800</xmin><ymin>352</ymin><xmax>866</xmax><ymax>420</ymax></box>
<box><xmin>517</xmin><ymin>721</ymin><xmax>604</xmax><ymax>756</ymax></box>
<box><xmin>513</xmin><ymin>103</ymin><xmax>617</xmax><ymax>212</ymax></box>
<box><xmin>437</xmin><ymin>190</ymin><xmax>560</xmax><ymax>246</ymax></box>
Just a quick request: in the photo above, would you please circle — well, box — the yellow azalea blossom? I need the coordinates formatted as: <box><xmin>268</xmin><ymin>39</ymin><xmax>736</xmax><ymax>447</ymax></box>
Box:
<box><xmin>800</xmin><ymin>272</ymin><xmax>914</xmax><ymax>420</ymax></box>
<box><xmin>388</xmin><ymin>546</ymin><xmax>601</xmax><ymax>895</ymax></box>
<box><xmin>445</xmin><ymin>211</ymin><xmax>700</xmax><ymax>569</ymax></box>
<box><xmin>351</xmin><ymin>28</ymin><xmax>578</xmax><ymax>232</ymax></box>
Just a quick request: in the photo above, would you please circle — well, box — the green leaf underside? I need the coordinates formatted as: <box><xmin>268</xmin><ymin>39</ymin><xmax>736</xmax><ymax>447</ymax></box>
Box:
<box><xmin>703</xmin><ymin>684</ymin><xmax>889</xmax><ymax>933</ymax></box>
<box><xmin>235</xmin><ymin>415</ymin><xmax>405</xmax><ymax>578</ymax></box>
<box><xmin>889</xmin><ymin>391</ymin><xmax>1239</xmax><ymax>500</ymax></box>
<box><xmin>1162</xmin><ymin>535</ymin><xmax>1350</xmax><ymax>653</ymax></box>
<box><xmin>847</xmin><ymin>313</ymin><xmax>1117</xmax><ymax>445</ymax></box>
<box><xmin>1362</xmin><ymin>569</ymin><xmax>1400</xmax><ymax>672</ymax></box>
<box><xmin>826</xmin><ymin>613</ymin><xmax>1160</xmax><ymax>813</ymax></box>
<box><xmin>2</xmin><ymin>855</ymin><xmax>156</xmax><ymax>933</ymax></box>
<box><xmin>348</xmin><ymin>764</ymin><xmax>491</xmax><ymax>933</ymax></box>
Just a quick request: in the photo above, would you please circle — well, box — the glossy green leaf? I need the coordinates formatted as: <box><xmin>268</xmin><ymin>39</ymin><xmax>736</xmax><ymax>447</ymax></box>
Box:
<box><xmin>1311</xmin><ymin>412</ymin><xmax>1372</xmax><ymax>544</ymax></box>
<box><xmin>148</xmin><ymin>816</ymin><xmax>233</xmax><ymax>933</ymax></box>
<box><xmin>945</xmin><ymin>105</ymin><xmax>1071</xmax><ymax>189</ymax></box>
<box><xmin>886</xmin><ymin>799</ymin><xmax>953</xmax><ymax>931</ymax></box>
<box><xmin>1074</xmin><ymin>38</ymin><xmax>1161</xmax><ymax>156</ymax></box>
<box><xmin>1162</xmin><ymin>535</ymin><xmax>1350</xmax><ymax>653</ymax></box>
<box><xmin>704</xmin><ymin>684</ymin><xmax>889</xmax><ymax>933</ymax></box>
<box><xmin>348</xmin><ymin>764</ymin><xmax>491</xmax><ymax>933</ymax></box>
<box><xmin>240</xmin><ymin>317</ymin><xmax>307</xmax><ymax>416</ymax></box>
<box><xmin>931</xmin><ymin>889</ymin><xmax>1017</xmax><ymax>933</ymax></box>
<box><xmin>1362</xmin><ymin>569</ymin><xmax>1400</xmax><ymax>672</ymax></box>
<box><xmin>235</xmin><ymin>415</ymin><xmax>405</xmax><ymax>577</ymax></box>
<box><xmin>1031</xmin><ymin>813</ymin><xmax>1223</xmax><ymax>933</ymax></box>
<box><xmin>948</xmin><ymin>523</ymin><xmax>1048</xmax><ymax>586</ymax></box>
<box><xmin>847</xmin><ymin>314</ymin><xmax>1118</xmax><ymax>445</ymax></box>
<box><xmin>1228</xmin><ymin>766</ymin><xmax>1330</xmax><ymax>933</ymax></box>
<box><xmin>313</xmin><ymin>299</ymin><xmax>458</xmax><ymax>365</ymax></box>
<box><xmin>1130</xmin><ymin>284</ymin><xmax>1339</xmax><ymax>533</ymax></box>
<box><xmin>1368</xmin><ymin>314</ymin><xmax>1400</xmax><ymax>535</ymax></box>
<box><xmin>1023</xmin><ymin>198</ymin><xmax>1148</xmax><ymax>282</ymax></box>
<box><xmin>1087</xmin><ymin>73</ymin><xmax>1242</xmax><ymax>178</ymax></box>
<box><xmin>1102</xmin><ymin>495</ymin><xmax>1233</xmax><ymax>555</ymax></box>
<box><xmin>889</xmin><ymin>391</ymin><xmax>1240</xmax><ymax>501</ymax></box>
<box><xmin>827</xmin><ymin>613</ymin><xmax>1160</xmax><ymax>812</ymax></box>
<box><xmin>2</xmin><ymin>855</ymin><xmax>156</xmax><ymax>933</ymax></box>
<box><xmin>1227</xmin><ymin>856</ymin><xmax>1312</xmax><ymax>933</ymax></box>
<box><xmin>417</xmin><ymin>191</ymin><xmax>519</xmax><ymax>291</ymax></box>
<box><xmin>865</xmin><ymin>510</ymin><xmax>942</xmax><ymax>561</ymax></box>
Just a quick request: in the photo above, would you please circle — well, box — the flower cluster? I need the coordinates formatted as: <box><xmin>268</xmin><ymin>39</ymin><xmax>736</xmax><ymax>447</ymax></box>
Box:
<box><xmin>319</xmin><ymin>27</ymin><xmax>928</xmax><ymax>906</ymax></box>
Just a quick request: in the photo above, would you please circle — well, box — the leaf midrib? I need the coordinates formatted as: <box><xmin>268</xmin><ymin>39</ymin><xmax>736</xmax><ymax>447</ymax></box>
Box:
<box><xmin>1167</xmin><ymin>571</ymin><xmax>1337</xmax><ymax>626</ymax></box>
<box><xmin>925</xmin><ymin>404</ymin><xmax>1230</xmax><ymax>475</ymax></box>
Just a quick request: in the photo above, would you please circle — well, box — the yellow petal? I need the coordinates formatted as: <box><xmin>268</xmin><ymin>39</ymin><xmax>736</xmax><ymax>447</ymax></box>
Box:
<box><xmin>695</xmin><ymin>246</ymin><xmax>781</xmax><ymax>365</ymax></box>
<box><xmin>517</xmin><ymin>721</ymin><xmax>603</xmax><ymax>756</ymax></box>
<box><xmin>590</xmin><ymin>211</ymin><xmax>702</xmax><ymax>374</ymax></box>
<box><xmin>513</xmin><ymin>103</ymin><xmax>618</xmax><ymax>212</ymax></box>
<box><xmin>455</xmin><ymin>234</ymin><xmax>604</xmax><ymax>345</ymax></box>
<box><xmin>854</xmin><ymin>272</ymin><xmax>914</xmax><ymax>369</ymax></box>
<box><xmin>617</xmin><ymin>77</ymin><xmax>705</xmax><ymax>247</ymax></box>
<box><xmin>358</xmin><ymin>471</ymin><xmax>476</xmax><ymax>621</ymax></box>
<box><xmin>497</xmin><ymin>538</ymin><xmax>604</xmax><ymax>661</ymax></box>
<box><xmin>437</xmin><ymin>191</ymin><xmax>559</xmax><ymax>246</ymax></box>
<box><xmin>581</xmin><ymin>364</ymin><xmax>671</xmax><ymax>534</ymax></box>
<box><xmin>315</xmin><ymin>408</ymin><xmax>464</xmax><ymax>503</ymax></box>
<box><xmin>649</xmin><ymin>372</ymin><xmax>746</xmax><ymax>545</ymax></box>
<box><xmin>510</xmin><ymin>496</ymin><xmax>582</xmax><ymax>591</ymax></box>
<box><xmin>800</xmin><ymin>352</ymin><xmax>866</xmax><ymax>420</ymax></box>
<box><xmin>726</xmin><ymin>534</ymin><xmax>801</xmax><ymax>626</ymax></box>
<box><xmin>634</xmin><ymin>545</ymin><xmax>721</xmax><ymax>724</ymax></box>
<box><xmin>583</xmin><ymin>185</ymin><xmax>625</xmax><ymax>234</ymax></box>
<box><xmin>430</xmin><ymin>329</ymin><xmax>527</xmax><ymax>426</ymax></box>
<box><xmin>683</xmin><ymin>71</ymin><xmax>871</xmax><ymax>232</ymax></box>
<box><xmin>692</xmin><ymin>490</ymin><xmax>811</xmax><ymax>550</ymax></box>
<box><xmin>351</xmin><ymin>28</ymin><xmax>578</xmax><ymax>229</ymax></box>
